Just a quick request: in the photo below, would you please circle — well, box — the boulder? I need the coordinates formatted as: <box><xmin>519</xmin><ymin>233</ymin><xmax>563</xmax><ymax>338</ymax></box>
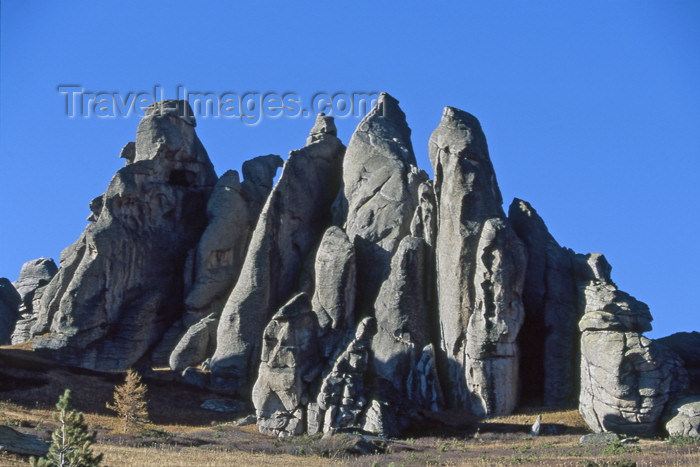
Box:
<box><xmin>665</xmin><ymin>396</ymin><xmax>700</xmax><ymax>438</ymax></box>
<box><xmin>252</xmin><ymin>293</ymin><xmax>321</xmax><ymax>437</ymax></box>
<box><xmin>508</xmin><ymin>198</ymin><xmax>579</xmax><ymax>406</ymax></box>
<box><xmin>200</xmin><ymin>399</ymin><xmax>246</xmax><ymax>413</ymax></box>
<box><xmin>0</xmin><ymin>426</ymin><xmax>49</xmax><ymax>456</ymax></box>
<box><xmin>29</xmin><ymin>100</ymin><xmax>218</xmax><ymax>371</ymax></box>
<box><xmin>579</xmin><ymin>432</ymin><xmax>621</xmax><ymax>445</ymax></box>
<box><xmin>340</xmin><ymin>93</ymin><xmax>427</xmax><ymax>316</ymax></box>
<box><xmin>211</xmin><ymin>114</ymin><xmax>344</xmax><ymax>394</ymax></box>
<box><xmin>0</xmin><ymin>278</ymin><xmax>21</xmax><ymax>345</ymax></box>
<box><xmin>169</xmin><ymin>314</ymin><xmax>218</xmax><ymax>372</ymax></box>
<box><xmin>429</xmin><ymin>106</ymin><xmax>526</xmax><ymax>416</ymax></box>
<box><xmin>577</xmin><ymin>253</ymin><xmax>685</xmax><ymax>437</ymax></box>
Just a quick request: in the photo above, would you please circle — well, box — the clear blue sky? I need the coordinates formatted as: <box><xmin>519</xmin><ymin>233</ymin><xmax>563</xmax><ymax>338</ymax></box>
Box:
<box><xmin>1</xmin><ymin>1</ymin><xmax>698</xmax><ymax>338</ymax></box>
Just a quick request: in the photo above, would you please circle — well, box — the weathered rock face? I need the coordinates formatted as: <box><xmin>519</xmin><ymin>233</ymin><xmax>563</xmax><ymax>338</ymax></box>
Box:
<box><xmin>577</xmin><ymin>253</ymin><xmax>683</xmax><ymax>437</ymax></box>
<box><xmin>316</xmin><ymin>317</ymin><xmax>377</xmax><ymax>433</ymax></box>
<box><xmin>28</xmin><ymin>100</ymin><xmax>218</xmax><ymax>370</ymax></box>
<box><xmin>6</xmin><ymin>93</ymin><xmax>693</xmax><ymax>440</ymax></box>
<box><xmin>0</xmin><ymin>278</ymin><xmax>21</xmax><ymax>345</ymax></box>
<box><xmin>9</xmin><ymin>258</ymin><xmax>58</xmax><ymax>345</ymax></box>
<box><xmin>252</xmin><ymin>293</ymin><xmax>321</xmax><ymax>437</ymax></box>
<box><xmin>167</xmin><ymin>155</ymin><xmax>282</xmax><ymax>371</ymax></box>
<box><xmin>183</xmin><ymin>158</ymin><xmax>282</xmax><ymax>326</ymax></box>
<box><xmin>211</xmin><ymin>114</ymin><xmax>345</xmax><ymax>393</ymax></box>
<box><xmin>657</xmin><ymin>332</ymin><xmax>700</xmax><ymax>392</ymax></box>
<box><xmin>409</xmin><ymin>181</ymin><xmax>437</xmax><ymax>248</ymax></box>
<box><xmin>12</xmin><ymin>258</ymin><xmax>57</xmax><ymax>303</ymax></box>
<box><xmin>665</xmin><ymin>396</ymin><xmax>700</xmax><ymax>438</ymax></box>
<box><xmin>429</xmin><ymin>106</ymin><xmax>526</xmax><ymax>416</ymax></box>
<box><xmin>0</xmin><ymin>426</ymin><xmax>49</xmax><ymax>456</ymax></box>
<box><xmin>311</xmin><ymin>226</ymin><xmax>356</xmax><ymax>360</ymax></box>
<box><xmin>371</xmin><ymin>236</ymin><xmax>441</xmax><ymax>413</ymax></box>
<box><xmin>508</xmin><ymin>199</ymin><xmax>579</xmax><ymax>406</ymax></box>
<box><xmin>340</xmin><ymin>93</ymin><xmax>427</xmax><ymax>316</ymax></box>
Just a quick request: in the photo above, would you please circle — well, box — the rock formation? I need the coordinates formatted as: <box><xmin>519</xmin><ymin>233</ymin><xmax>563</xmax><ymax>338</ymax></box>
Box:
<box><xmin>311</xmin><ymin>226</ymin><xmax>356</xmax><ymax>360</ymax></box>
<box><xmin>577</xmin><ymin>253</ymin><xmax>684</xmax><ymax>437</ymax></box>
<box><xmin>665</xmin><ymin>396</ymin><xmax>700</xmax><ymax>438</ymax></box>
<box><xmin>429</xmin><ymin>107</ymin><xmax>526</xmax><ymax>416</ymax></box>
<box><xmin>0</xmin><ymin>278</ymin><xmax>21</xmax><ymax>345</ymax></box>
<box><xmin>12</xmin><ymin>258</ymin><xmax>57</xmax><ymax>303</ymax></box>
<box><xmin>339</xmin><ymin>93</ymin><xmax>427</xmax><ymax>316</ymax></box>
<box><xmin>28</xmin><ymin>100</ymin><xmax>218</xmax><ymax>370</ymax></box>
<box><xmin>657</xmin><ymin>332</ymin><xmax>700</xmax><ymax>393</ymax></box>
<box><xmin>9</xmin><ymin>258</ymin><xmax>58</xmax><ymax>345</ymax></box>
<box><xmin>252</xmin><ymin>293</ymin><xmax>321</xmax><ymax>437</ymax></box>
<box><xmin>167</xmin><ymin>155</ymin><xmax>282</xmax><ymax>371</ymax></box>
<box><xmin>0</xmin><ymin>426</ymin><xmax>49</xmax><ymax>456</ymax></box>
<box><xmin>508</xmin><ymin>199</ymin><xmax>579</xmax><ymax>406</ymax></box>
<box><xmin>211</xmin><ymin>114</ymin><xmax>344</xmax><ymax>393</ymax></box>
<box><xmin>371</xmin><ymin>236</ymin><xmax>441</xmax><ymax>414</ymax></box>
<box><xmin>5</xmin><ymin>93</ymin><xmax>693</xmax><ymax>440</ymax></box>
<box><xmin>316</xmin><ymin>317</ymin><xmax>377</xmax><ymax>434</ymax></box>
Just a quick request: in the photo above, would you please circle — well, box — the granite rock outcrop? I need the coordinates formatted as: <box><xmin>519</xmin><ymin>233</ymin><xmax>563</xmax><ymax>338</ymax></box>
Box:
<box><xmin>577</xmin><ymin>254</ymin><xmax>684</xmax><ymax>437</ymax></box>
<box><xmin>6</xmin><ymin>93</ymin><xmax>693</xmax><ymax>440</ymax></box>
<box><xmin>27</xmin><ymin>101</ymin><xmax>218</xmax><ymax>370</ymax></box>
<box><xmin>508</xmin><ymin>199</ymin><xmax>579</xmax><ymax>406</ymax></box>
<box><xmin>211</xmin><ymin>114</ymin><xmax>344</xmax><ymax>394</ymax></box>
<box><xmin>429</xmin><ymin>107</ymin><xmax>526</xmax><ymax>416</ymax></box>
<box><xmin>0</xmin><ymin>278</ymin><xmax>21</xmax><ymax>345</ymax></box>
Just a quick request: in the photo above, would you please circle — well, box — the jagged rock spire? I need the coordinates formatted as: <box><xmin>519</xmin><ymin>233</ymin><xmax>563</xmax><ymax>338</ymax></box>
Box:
<box><xmin>429</xmin><ymin>106</ymin><xmax>526</xmax><ymax>416</ymax></box>
<box><xmin>166</xmin><ymin>155</ymin><xmax>283</xmax><ymax>372</ymax></box>
<box><xmin>28</xmin><ymin>100</ymin><xmax>217</xmax><ymax>370</ymax></box>
<box><xmin>340</xmin><ymin>92</ymin><xmax>427</xmax><ymax>317</ymax></box>
<box><xmin>210</xmin><ymin>113</ymin><xmax>345</xmax><ymax>394</ymax></box>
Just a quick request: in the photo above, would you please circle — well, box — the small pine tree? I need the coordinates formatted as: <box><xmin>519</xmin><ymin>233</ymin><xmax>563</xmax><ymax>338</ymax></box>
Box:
<box><xmin>30</xmin><ymin>389</ymin><xmax>103</xmax><ymax>467</ymax></box>
<box><xmin>106</xmin><ymin>369</ymin><xmax>149</xmax><ymax>434</ymax></box>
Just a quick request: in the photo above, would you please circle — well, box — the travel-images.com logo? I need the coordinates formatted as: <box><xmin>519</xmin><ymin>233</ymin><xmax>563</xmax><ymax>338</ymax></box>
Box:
<box><xmin>58</xmin><ymin>86</ymin><xmax>380</xmax><ymax>125</ymax></box>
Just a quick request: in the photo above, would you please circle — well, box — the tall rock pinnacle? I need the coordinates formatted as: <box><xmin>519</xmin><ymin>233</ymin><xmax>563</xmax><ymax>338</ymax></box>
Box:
<box><xmin>211</xmin><ymin>114</ymin><xmax>345</xmax><ymax>394</ymax></box>
<box><xmin>340</xmin><ymin>92</ymin><xmax>427</xmax><ymax>317</ymax></box>
<box><xmin>29</xmin><ymin>101</ymin><xmax>218</xmax><ymax>370</ymax></box>
<box><xmin>429</xmin><ymin>106</ymin><xmax>526</xmax><ymax>416</ymax></box>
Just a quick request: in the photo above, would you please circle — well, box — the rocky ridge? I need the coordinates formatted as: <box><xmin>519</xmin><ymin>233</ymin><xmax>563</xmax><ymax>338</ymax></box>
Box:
<box><xmin>4</xmin><ymin>94</ymin><xmax>696</xmax><ymax>439</ymax></box>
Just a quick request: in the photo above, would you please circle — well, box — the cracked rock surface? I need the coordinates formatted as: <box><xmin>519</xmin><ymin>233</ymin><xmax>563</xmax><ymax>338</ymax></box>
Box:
<box><xmin>29</xmin><ymin>100</ymin><xmax>217</xmax><ymax>371</ymax></box>
<box><xmin>577</xmin><ymin>253</ymin><xmax>684</xmax><ymax>437</ymax></box>
<box><xmin>429</xmin><ymin>106</ymin><xmax>526</xmax><ymax>416</ymax></box>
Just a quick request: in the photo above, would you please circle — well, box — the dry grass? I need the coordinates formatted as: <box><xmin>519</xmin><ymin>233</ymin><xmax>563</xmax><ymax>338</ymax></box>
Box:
<box><xmin>3</xmin><ymin>398</ymin><xmax>700</xmax><ymax>466</ymax></box>
<box><xmin>1</xmin><ymin>348</ymin><xmax>700</xmax><ymax>466</ymax></box>
<box><xmin>93</xmin><ymin>444</ymin><xmax>337</xmax><ymax>467</ymax></box>
<box><xmin>484</xmin><ymin>405</ymin><xmax>587</xmax><ymax>429</ymax></box>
